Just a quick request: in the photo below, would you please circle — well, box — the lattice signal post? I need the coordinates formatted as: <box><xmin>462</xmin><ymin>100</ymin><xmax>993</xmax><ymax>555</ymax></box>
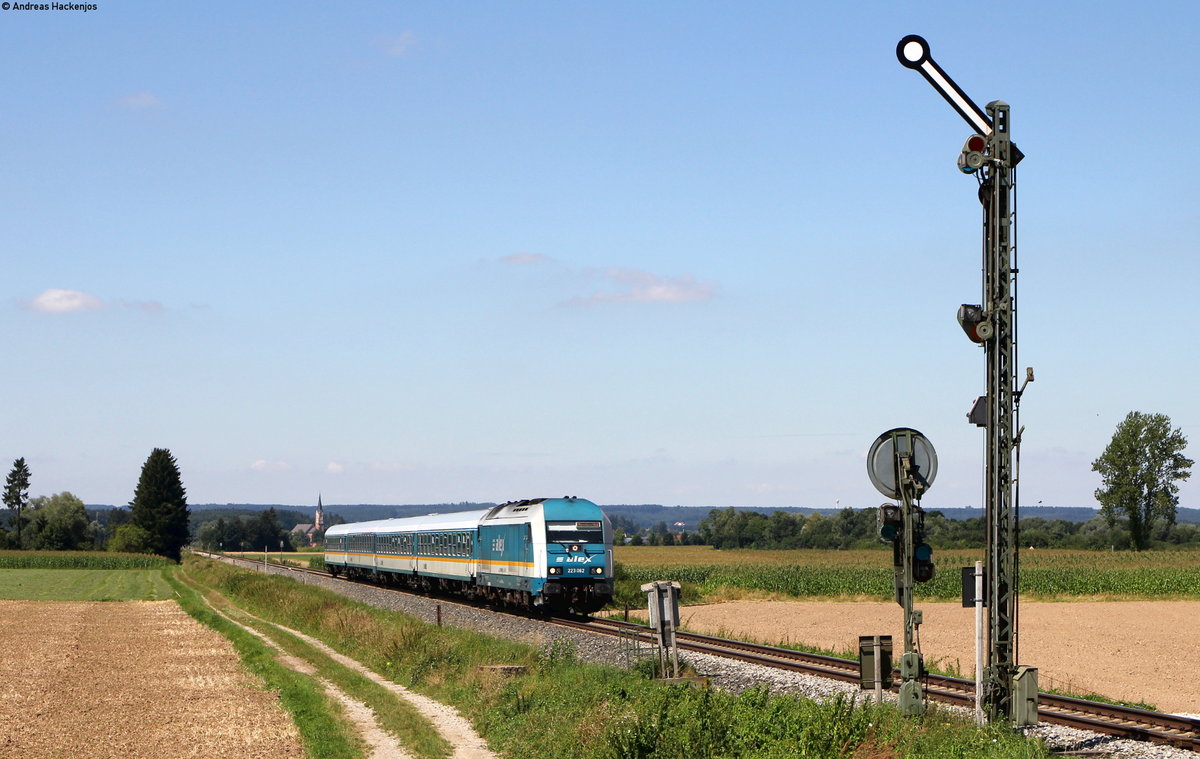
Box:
<box><xmin>895</xmin><ymin>35</ymin><xmax>1037</xmax><ymax>725</ymax></box>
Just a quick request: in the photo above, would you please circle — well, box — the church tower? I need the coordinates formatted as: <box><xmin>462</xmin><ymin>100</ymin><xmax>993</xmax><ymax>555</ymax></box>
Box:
<box><xmin>315</xmin><ymin>494</ymin><xmax>324</xmax><ymax>532</ymax></box>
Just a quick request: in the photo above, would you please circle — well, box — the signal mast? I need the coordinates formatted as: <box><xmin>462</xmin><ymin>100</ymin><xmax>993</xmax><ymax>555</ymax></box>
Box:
<box><xmin>896</xmin><ymin>35</ymin><xmax>1038</xmax><ymax>725</ymax></box>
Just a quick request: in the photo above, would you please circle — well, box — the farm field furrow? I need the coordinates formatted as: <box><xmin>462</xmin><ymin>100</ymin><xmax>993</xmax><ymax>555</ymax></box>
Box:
<box><xmin>0</xmin><ymin>600</ymin><xmax>305</xmax><ymax>759</ymax></box>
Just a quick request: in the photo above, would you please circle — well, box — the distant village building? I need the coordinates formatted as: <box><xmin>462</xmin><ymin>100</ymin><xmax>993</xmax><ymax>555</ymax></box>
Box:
<box><xmin>290</xmin><ymin>495</ymin><xmax>326</xmax><ymax>546</ymax></box>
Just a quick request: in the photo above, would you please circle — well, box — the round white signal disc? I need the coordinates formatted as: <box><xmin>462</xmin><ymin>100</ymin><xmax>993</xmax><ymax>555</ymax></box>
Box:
<box><xmin>903</xmin><ymin>40</ymin><xmax>925</xmax><ymax>64</ymax></box>
<box><xmin>867</xmin><ymin>427</ymin><xmax>938</xmax><ymax>499</ymax></box>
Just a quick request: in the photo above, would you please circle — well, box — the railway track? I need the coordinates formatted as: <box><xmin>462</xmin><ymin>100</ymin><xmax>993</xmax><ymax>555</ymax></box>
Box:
<box><xmin>198</xmin><ymin>551</ymin><xmax>1200</xmax><ymax>751</ymax></box>
<box><xmin>566</xmin><ymin>616</ymin><xmax>1200</xmax><ymax>751</ymax></box>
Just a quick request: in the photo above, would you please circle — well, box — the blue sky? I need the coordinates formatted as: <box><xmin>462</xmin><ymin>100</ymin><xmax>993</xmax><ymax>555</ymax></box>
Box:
<box><xmin>3</xmin><ymin>1</ymin><xmax>1197</xmax><ymax>512</ymax></box>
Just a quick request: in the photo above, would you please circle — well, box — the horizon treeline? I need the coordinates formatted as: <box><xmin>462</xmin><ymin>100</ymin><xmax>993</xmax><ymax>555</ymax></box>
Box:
<box><xmin>631</xmin><ymin>507</ymin><xmax>1200</xmax><ymax>551</ymax></box>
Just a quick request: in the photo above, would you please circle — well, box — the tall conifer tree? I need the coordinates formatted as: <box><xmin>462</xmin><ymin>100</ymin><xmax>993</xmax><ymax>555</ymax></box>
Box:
<box><xmin>129</xmin><ymin>448</ymin><xmax>190</xmax><ymax>561</ymax></box>
<box><xmin>3</xmin><ymin>458</ymin><xmax>31</xmax><ymax>548</ymax></box>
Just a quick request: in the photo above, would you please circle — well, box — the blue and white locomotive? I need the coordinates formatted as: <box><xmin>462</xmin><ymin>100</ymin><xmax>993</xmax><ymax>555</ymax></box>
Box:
<box><xmin>323</xmin><ymin>497</ymin><xmax>613</xmax><ymax>614</ymax></box>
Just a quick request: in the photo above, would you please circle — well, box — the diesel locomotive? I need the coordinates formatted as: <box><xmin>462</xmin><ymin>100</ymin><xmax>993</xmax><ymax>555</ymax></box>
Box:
<box><xmin>323</xmin><ymin>496</ymin><xmax>613</xmax><ymax>614</ymax></box>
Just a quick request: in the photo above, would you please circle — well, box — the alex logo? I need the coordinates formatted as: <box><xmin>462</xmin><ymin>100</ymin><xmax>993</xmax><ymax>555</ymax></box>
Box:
<box><xmin>554</xmin><ymin>555</ymin><xmax>594</xmax><ymax>564</ymax></box>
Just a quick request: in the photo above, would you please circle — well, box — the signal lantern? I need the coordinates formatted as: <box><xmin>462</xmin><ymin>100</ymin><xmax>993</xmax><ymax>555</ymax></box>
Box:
<box><xmin>914</xmin><ymin>543</ymin><xmax>935</xmax><ymax>583</ymax></box>
<box><xmin>958</xmin><ymin>133</ymin><xmax>987</xmax><ymax>173</ymax></box>
<box><xmin>878</xmin><ymin>504</ymin><xmax>903</xmax><ymax>543</ymax></box>
<box><xmin>957</xmin><ymin>304</ymin><xmax>993</xmax><ymax>343</ymax></box>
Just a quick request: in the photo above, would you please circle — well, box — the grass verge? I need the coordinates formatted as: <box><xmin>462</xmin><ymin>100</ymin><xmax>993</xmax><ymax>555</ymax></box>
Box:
<box><xmin>176</xmin><ymin>566</ymin><xmax>451</xmax><ymax>759</ymax></box>
<box><xmin>183</xmin><ymin>555</ymin><xmax>1056</xmax><ymax>759</ymax></box>
<box><xmin>164</xmin><ymin>567</ymin><xmax>363</xmax><ymax>759</ymax></box>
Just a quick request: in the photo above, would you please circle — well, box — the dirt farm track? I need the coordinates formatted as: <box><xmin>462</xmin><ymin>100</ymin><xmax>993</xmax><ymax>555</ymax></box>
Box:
<box><xmin>672</xmin><ymin>599</ymin><xmax>1200</xmax><ymax>715</ymax></box>
<box><xmin>0</xmin><ymin>600</ymin><xmax>304</xmax><ymax>759</ymax></box>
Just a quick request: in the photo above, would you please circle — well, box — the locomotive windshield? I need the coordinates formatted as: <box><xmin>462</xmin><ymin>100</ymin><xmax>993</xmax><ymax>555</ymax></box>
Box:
<box><xmin>545</xmin><ymin>521</ymin><xmax>603</xmax><ymax>544</ymax></box>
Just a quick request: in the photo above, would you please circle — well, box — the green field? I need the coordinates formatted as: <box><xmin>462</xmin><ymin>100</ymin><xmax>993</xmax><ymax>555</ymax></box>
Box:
<box><xmin>614</xmin><ymin>545</ymin><xmax>1200</xmax><ymax>601</ymax></box>
<box><xmin>0</xmin><ymin>568</ymin><xmax>175</xmax><ymax>601</ymax></box>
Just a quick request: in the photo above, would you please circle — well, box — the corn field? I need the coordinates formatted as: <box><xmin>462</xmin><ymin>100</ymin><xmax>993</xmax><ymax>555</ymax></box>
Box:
<box><xmin>615</xmin><ymin>546</ymin><xmax>1200</xmax><ymax>600</ymax></box>
<box><xmin>0</xmin><ymin>550</ymin><xmax>174</xmax><ymax>570</ymax></box>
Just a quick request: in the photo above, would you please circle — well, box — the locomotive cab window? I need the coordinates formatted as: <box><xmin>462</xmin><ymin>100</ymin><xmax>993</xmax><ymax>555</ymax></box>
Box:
<box><xmin>546</xmin><ymin>521</ymin><xmax>603</xmax><ymax>544</ymax></box>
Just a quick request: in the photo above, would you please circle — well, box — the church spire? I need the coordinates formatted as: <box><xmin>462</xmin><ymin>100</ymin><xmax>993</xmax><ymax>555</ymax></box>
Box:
<box><xmin>315</xmin><ymin>494</ymin><xmax>324</xmax><ymax>531</ymax></box>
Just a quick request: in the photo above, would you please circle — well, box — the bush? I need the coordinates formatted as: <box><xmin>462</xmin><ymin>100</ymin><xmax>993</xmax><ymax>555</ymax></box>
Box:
<box><xmin>108</xmin><ymin>524</ymin><xmax>154</xmax><ymax>555</ymax></box>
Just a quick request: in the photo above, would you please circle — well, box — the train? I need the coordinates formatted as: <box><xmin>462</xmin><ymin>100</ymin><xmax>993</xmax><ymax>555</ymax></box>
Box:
<box><xmin>323</xmin><ymin>496</ymin><xmax>614</xmax><ymax>614</ymax></box>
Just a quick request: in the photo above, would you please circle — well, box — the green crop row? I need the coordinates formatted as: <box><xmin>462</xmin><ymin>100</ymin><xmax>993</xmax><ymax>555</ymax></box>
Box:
<box><xmin>0</xmin><ymin>550</ymin><xmax>174</xmax><ymax>570</ymax></box>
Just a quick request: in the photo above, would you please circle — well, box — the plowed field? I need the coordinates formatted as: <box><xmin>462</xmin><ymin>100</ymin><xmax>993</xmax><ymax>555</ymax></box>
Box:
<box><xmin>0</xmin><ymin>600</ymin><xmax>304</xmax><ymax>758</ymax></box>
<box><xmin>671</xmin><ymin>600</ymin><xmax>1200</xmax><ymax>714</ymax></box>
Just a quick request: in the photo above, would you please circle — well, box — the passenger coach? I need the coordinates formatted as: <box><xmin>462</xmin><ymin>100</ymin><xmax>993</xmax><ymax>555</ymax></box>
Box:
<box><xmin>323</xmin><ymin>497</ymin><xmax>613</xmax><ymax>613</ymax></box>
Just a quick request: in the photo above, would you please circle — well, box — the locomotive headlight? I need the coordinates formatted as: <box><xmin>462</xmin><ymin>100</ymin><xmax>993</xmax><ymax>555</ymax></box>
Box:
<box><xmin>591</xmin><ymin>566</ymin><xmax>604</xmax><ymax>575</ymax></box>
<box><xmin>548</xmin><ymin>567</ymin><xmax>562</xmax><ymax>575</ymax></box>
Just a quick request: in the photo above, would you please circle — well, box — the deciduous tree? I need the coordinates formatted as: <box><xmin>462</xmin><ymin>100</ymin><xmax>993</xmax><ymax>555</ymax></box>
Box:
<box><xmin>129</xmin><ymin>448</ymin><xmax>190</xmax><ymax>562</ymax></box>
<box><xmin>28</xmin><ymin>492</ymin><xmax>89</xmax><ymax>550</ymax></box>
<box><xmin>1092</xmin><ymin>411</ymin><xmax>1193</xmax><ymax>550</ymax></box>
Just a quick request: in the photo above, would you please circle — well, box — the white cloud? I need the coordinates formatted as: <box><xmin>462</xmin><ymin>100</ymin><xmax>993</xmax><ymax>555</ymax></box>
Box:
<box><xmin>250</xmin><ymin>459</ymin><xmax>290</xmax><ymax>472</ymax></box>
<box><xmin>27</xmin><ymin>288</ymin><xmax>104</xmax><ymax>313</ymax></box>
<box><xmin>500</xmin><ymin>252</ymin><xmax>552</xmax><ymax>265</ymax></box>
<box><xmin>326</xmin><ymin>461</ymin><xmax>345</xmax><ymax>474</ymax></box>
<box><xmin>569</xmin><ymin>267</ymin><xmax>716</xmax><ymax>306</ymax></box>
<box><xmin>117</xmin><ymin>92</ymin><xmax>162</xmax><ymax>109</ymax></box>
<box><xmin>382</xmin><ymin>31</ymin><xmax>417</xmax><ymax>57</ymax></box>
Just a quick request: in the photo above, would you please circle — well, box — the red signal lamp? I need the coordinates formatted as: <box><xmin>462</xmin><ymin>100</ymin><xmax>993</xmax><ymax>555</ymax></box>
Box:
<box><xmin>958</xmin><ymin>134</ymin><xmax>987</xmax><ymax>173</ymax></box>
